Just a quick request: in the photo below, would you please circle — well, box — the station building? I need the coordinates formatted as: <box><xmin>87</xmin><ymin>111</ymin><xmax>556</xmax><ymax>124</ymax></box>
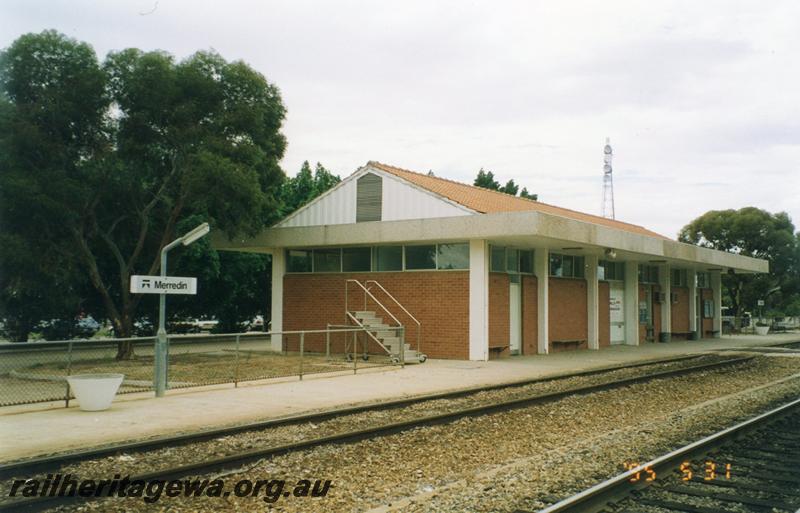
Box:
<box><xmin>215</xmin><ymin>161</ymin><xmax>768</xmax><ymax>361</ymax></box>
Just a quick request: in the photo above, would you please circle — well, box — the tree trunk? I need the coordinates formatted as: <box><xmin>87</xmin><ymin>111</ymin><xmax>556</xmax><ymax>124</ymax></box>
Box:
<box><xmin>113</xmin><ymin>311</ymin><xmax>136</xmax><ymax>360</ymax></box>
<box><xmin>7</xmin><ymin>318</ymin><xmax>33</xmax><ymax>342</ymax></box>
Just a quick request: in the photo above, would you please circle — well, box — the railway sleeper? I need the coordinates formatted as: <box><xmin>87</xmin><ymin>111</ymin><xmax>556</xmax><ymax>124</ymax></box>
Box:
<box><xmin>663</xmin><ymin>484</ymin><xmax>798</xmax><ymax>512</ymax></box>
<box><xmin>716</xmin><ymin>454</ymin><xmax>800</xmax><ymax>475</ymax></box>
<box><xmin>638</xmin><ymin>497</ymin><xmax>739</xmax><ymax>513</ymax></box>
<box><xmin>688</xmin><ymin>476</ymin><xmax>800</xmax><ymax>499</ymax></box>
<box><xmin>737</xmin><ymin>469</ymin><xmax>800</xmax><ymax>485</ymax></box>
<box><xmin>731</xmin><ymin>448</ymin><xmax>800</xmax><ymax>466</ymax></box>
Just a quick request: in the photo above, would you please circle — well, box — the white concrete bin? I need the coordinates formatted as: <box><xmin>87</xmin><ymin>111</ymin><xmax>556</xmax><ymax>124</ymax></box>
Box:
<box><xmin>67</xmin><ymin>373</ymin><xmax>124</xmax><ymax>411</ymax></box>
<box><xmin>755</xmin><ymin>326</ymin><xmax>770</xmax><ymax>336</ymax></box>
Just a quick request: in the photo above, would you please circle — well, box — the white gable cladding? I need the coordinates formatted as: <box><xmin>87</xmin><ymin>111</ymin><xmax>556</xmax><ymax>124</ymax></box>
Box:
<box><xmin>277</xmin><ymin>167</ymin><xmax>473</xmax><ymax>228</ymax></box>
<box><xmin>278</xmin><ymin>177</ymin><xmax>358</xmax><ymax>227</ymax></box>
<box><xmin>380</xmin><ymin>172</ymin><xmax>471</xmax><ymax>222</ymax></box>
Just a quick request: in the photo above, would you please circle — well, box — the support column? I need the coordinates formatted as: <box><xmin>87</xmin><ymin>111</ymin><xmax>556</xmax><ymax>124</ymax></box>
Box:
<box><xmin>534</xmin><ymin>248</ymin><xmax>549</xmax><ymax>354</ymax></box>
<box><xmin>623</xmin><ymin>261</ymin><xmax>639</xmax><ymax>346</ymax></box>
<box><xmin>270</xmin><ymin>249</ymin><xmax>285</xmax><ymax>352</ymax></box>
<box><xmin>659</xmin><ymin>264</ymin><xmax>672</xmax><ymax>342</ymax></box>
<box><xmin>711</xmin><ymin>270</ymin><xmax>722</xmax><ymax>338</ymax></box>
<box><xmin>586</xmin><ymin>255</ymin><xmax>599</xmax><ymax>350</ymax></box>
<box><xmin>469</xmin><ymin>239</ymin><xmax>489</xmax><ymax>361</ymax></box>
<box><xmin>688</xmin><ymin>269</ymin><xmax>698</xmax><ymax>337</ymax></box>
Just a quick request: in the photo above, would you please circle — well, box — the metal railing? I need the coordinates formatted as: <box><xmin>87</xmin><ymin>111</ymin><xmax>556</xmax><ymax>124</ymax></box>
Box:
<box><xmin>344</xmin><ymin>312</ymin><xmax>394</xmax><ymax>358</ymax></box>
<box><xmin>366</xmin><ymin>279</ymin><xmax>422</xmax><ymax>356</ymax></box>
<box><xmin>344</xmin><ymin>279</ymin><xmax>411</xmax><ymax>364</ymax></box>
<box><xmin>0</xmin><ymin>326</ymin><xmax>404</xmax><ymax>408</ymax></box>
<box><xmin>344</xmin><ymin>279</ymin><xmax>403</xmax><ymax>328</ymax></box>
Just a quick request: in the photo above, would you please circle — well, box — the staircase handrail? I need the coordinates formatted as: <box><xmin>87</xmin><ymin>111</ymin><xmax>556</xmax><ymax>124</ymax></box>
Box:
<box><xmin>345</xmin><ymin>279</ymin><xmax>403</xmax><ymax>328</ymax></box>
<box><xmin>365</xmin><ymin>280</ymin><xmax>422</xmax><ymax>355</ymax></box>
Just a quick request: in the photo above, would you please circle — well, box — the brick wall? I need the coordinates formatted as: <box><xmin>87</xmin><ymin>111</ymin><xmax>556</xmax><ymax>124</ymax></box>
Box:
<box><xmin>671</xmin><ymin>286</ymin><xmax>691</xmax><ymax>336</ymax></box>
<box><xmin>522</xmin><ymin>275</ymin><xmax>538</xmax><ymax>354</ymax></box>
<box><xmin>283</xmin><ymin>271</ymin><xmax>470</xmax><ymax>359</ymax></box>
<box><xmin>488</xmin><ymin>273</ymin><xmax>510</xmax><ymax>357</ymax></box>
<box><xmin>599</xmin><ymin>281</ymin><xmax>610</xmax><ymax>348</ymax></box>
<box><xmin>549</xmin><ymin>277</ymin><xmax>588</xmax><ymax>352</ymax></box>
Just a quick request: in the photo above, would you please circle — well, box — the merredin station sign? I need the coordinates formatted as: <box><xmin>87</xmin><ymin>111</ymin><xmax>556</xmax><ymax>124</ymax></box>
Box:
<box><xmin>130</xmin><ymin>275</ymin><xmax>197</xmax><ymax>295</ymax></box>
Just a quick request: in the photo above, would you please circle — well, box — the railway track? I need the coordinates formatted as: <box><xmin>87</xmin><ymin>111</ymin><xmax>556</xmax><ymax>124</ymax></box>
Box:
<box><xmin>526</xmin><ymin>396</ymin><xmax>800</xmax><ymax>513</ymax></box>
<box><xmin>0</xmin><ymin>353</ymin><xmax>722</xmax><ymax>478</ymax></box>
<box><xmin>0</xmin><ymin>354</ymin><xmax>757</xmax><ymax>513</ymax></box>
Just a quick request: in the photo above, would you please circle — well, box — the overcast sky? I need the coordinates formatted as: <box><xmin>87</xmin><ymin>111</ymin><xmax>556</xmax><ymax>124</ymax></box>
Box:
<box><xmin>3</xmin><ymin>0</ymin><xmax>799</xmax><ymax>238</ymax></box>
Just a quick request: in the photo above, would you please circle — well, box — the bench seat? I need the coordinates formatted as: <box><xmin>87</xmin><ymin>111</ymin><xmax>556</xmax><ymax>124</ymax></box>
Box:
<box><xmin>552</xmin><ymin>339</ymin><xmax>585</xmax><ymax>349</ymax></box>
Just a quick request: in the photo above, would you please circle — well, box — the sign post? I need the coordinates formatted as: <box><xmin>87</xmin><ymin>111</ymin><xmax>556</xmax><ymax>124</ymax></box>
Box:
<box><xmin>130</xmin><ymin>222</ymin><xmax>209</xmax><ymax>397</ymax></box>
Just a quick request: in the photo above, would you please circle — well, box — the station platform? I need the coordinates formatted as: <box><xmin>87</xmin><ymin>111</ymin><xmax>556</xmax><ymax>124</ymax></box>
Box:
<box><xmin>1</xmin><ymin>333</ymin><xmax>798</xmax><ymax>462</ymax></box>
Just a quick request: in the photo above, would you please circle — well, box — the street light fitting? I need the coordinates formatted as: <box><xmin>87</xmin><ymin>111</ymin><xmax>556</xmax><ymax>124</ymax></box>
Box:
<box><xmin>181</xmin><ymin>222</ymin><xmax>210</xmax><ymax>246</ymax></box>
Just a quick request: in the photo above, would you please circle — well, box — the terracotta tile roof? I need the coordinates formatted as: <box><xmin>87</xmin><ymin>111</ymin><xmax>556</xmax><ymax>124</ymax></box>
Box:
<box><xmin>368</xmin><ymin>161</ymin><xmax>669</xmax><ymax>240</ymax></box>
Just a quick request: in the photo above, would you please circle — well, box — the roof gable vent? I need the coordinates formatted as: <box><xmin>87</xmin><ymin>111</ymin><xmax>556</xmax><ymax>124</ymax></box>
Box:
<box><xmin>356</xmin><ymin>173</ymin><xmax>382</xmax><ymax>222</ymax></box>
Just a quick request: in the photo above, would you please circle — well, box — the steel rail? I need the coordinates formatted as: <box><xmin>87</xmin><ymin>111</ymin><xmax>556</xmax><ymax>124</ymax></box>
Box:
<box><xmin>0</xmin><ymin>353</ymin><xmax>729</xmax><ymax>480</ymax></box>
<box><xmin>0</xmin><ymin>355</ymin><xmax>755</xmax><ymax>512</ymax></box>
<box><xmin>527</xmin><ymin>395</ymin><xmax>800</xmax><ymax>513</ymax></box>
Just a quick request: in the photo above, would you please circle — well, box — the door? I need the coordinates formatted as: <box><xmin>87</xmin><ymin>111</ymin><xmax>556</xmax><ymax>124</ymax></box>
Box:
<box><xmin>509</xmin><ymin>279</ymin><xmax>522</xmax><ymax>354</ymax></box>
<box><xmin>609</xmin><ymin>283</ymin><xmax>625</xmax><ymax>344</ymax></box>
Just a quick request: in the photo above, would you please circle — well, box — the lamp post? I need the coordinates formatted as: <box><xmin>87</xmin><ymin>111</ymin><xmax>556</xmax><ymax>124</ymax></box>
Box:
<box><xmin>154</xmin><ymin>222</ymin><xmax>210</xmax><ymax>397</ymax></box>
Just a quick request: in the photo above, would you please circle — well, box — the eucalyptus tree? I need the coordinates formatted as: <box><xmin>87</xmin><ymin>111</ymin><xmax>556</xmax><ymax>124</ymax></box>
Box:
<box><xmin>0</xmin><ymin>31</ymin><xmax>287</xmax><ymax>356</ymax></box>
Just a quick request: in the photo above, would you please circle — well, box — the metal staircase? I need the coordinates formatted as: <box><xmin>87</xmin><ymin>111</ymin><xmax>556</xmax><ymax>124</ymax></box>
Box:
<box><xmin>345</xmin><ymin>280</ymin><xmax>427</xmax><ymax>364</ymax></box>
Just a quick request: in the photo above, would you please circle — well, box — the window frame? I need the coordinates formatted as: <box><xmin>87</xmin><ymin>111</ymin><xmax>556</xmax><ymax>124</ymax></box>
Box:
<box><xmin>436</xmin><ymin>243</ymin><xmax>470</xmax><ymax>270</ymax></box>
<box><xmin>549</xmin><ymin>253</ymin><xmax>585</xmax><ymax>279</ymax></box>
<box><xmin>373</xmin><ymin>245</ymin><xmax>403</xmax><ymax>272</ymax></box>
<box><xmin>342</xmin><ymin>246</ymin><xmax>372</xmax><ymax>272</ymax></box>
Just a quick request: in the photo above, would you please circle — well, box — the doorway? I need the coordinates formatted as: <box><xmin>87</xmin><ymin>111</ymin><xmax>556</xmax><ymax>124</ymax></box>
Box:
<box><xmin>696</xmin><ymin>293</ymin><xmax>702</xmax><ymax>338</ymax></box>
<box><xmin>610</xmin><ymin>283</ymin><xmax>625</xmax><ymax>344</ymax></box>
<box><xmin>509</xmin><ymin>277</ymin><xmax>521</xmax><ymax>354</ymax></box>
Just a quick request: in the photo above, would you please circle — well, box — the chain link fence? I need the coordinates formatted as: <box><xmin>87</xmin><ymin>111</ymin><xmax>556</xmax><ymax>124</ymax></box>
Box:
<box><xmin>0</xmin><ymin>327</ymin><xmax>404</xmax><ymax>408</ymax></box>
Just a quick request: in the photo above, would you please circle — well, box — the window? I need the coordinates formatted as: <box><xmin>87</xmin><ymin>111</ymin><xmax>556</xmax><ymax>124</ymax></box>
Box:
<box><xmin>519</xmin><ymin>250</ymin><xmax>533</xmax><ymax>274</ymax></box>
<box><xmin>506</xmin><ymin>249</ymin><xmax>519</xmax><ymax>273</ymax></box>
<box><xmin>313</xmin><ymin>248</ymin><xmax>341</xmax><ymax>272</ymax></box>
<box><xmin>287</xmin><ymin>250</ymin><xmax>312</xmax><ymax>273</ymax></box>
<box><xmin>491</xmin><ymin>246</ymin><xmax>533</xmax><ymax>274</ymax></box>
<box><xmin>703</xmin><ymin>299</ymin><xmax>714</xmax><ymax>318</ymax></box>
<box><xmin>356</xmin><ymin>173</ymin><xmax>382</xmax><ymax>222</ymax></box>
<box><xmin>562</xmin><ymin>255</ymin><xmax>574</xmax><ymax>277</ymax></box>
<box><xmin>491</xmin><ymin>246</ymin><xmax>506</xmax><ymax>272</ymax></box>
<box><xmin>638</xmin><ymin>265</ymin><xmax>659</xmax><ymax>284</ymax></box>
<box><xmin>696</xmin><ymin>272</ymin><xmax>709</xmax><ymax>288</ymax></box>
<box><xmin>404</xmin><ymin>245</ymin><xmax>436</xmax><ymax>270</ymax></box>
<box><xmin>599</xmin><ymin>260</ymin><xmax>625</xmax><ymax>281</ymax></box>
<box><xmin>573</xmin><ymin>256</ymin><xmax>585</xmax><ymax>278</ymax></box>
<box><xmin>284</xmin><ymin>242</ymin><xmax>469</xmax><ymax>273</ymax></box>
<box><xmin>373</xmin><ymin>246</ymin><xmax>402</xmax><ymax>271</ymax></box>
<box><xmin>639</xmin><ymin>300</ymin><xmax>649</xmax><ymax>324</ymax></box>
<box><xmin>549</xmin><ymin>254</ymin><xmax>563</xmax><ymax>277</ymax></box>
<box><xmin>671</xmin><ymin>269</ymin><xmax>688</xmax><ymax>287</ymax></box>
<box><xmin>437</xmin><ymin>243</ymin><xmax>469</xmax><ymax>270</ymax></box>
<box><xmin>342</xmin><ymin>247</ymin><xmax>371</xmax><ymax>272</ymax></box>
<box><xmin>550</xmin><ymin>253</ymin><xmax>584</xmax><ymax>278</ymax></box>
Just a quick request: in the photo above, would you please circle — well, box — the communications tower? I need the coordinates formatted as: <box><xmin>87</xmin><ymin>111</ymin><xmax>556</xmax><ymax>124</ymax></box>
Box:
<box><xmin>601</xmin><ymin>138</ymin><xmax>615</xmax><ymax>219</ymax></box>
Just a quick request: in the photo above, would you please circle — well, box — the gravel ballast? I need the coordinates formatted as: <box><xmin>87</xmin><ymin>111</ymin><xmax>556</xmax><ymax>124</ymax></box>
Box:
<box><xmin>21</xmin><ymin>354</ymin><xmax>798</xmax><ymax>512</ymax></box>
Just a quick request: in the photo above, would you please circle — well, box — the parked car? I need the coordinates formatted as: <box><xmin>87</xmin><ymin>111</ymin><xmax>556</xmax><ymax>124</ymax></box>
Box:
<box><xmin>195</xmin><ymin>318</ymin><xmax>219</xmax><ymax>332</ymax></box>
<box><xmin>37</xmin><ymin>316</ymin><xmax>101</xmax><ymax>340</ymax></box>
<box><xmin>170</xmin><ymin>319</ymin><xmax>201</xmax><ymax>334</ymax></box>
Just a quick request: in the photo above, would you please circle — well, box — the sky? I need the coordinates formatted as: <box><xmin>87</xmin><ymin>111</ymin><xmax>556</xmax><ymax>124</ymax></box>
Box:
<box><xmin>3</xmin><ymin>0</ymin><xmax>799</xmax><ymax>238</ymax></box>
